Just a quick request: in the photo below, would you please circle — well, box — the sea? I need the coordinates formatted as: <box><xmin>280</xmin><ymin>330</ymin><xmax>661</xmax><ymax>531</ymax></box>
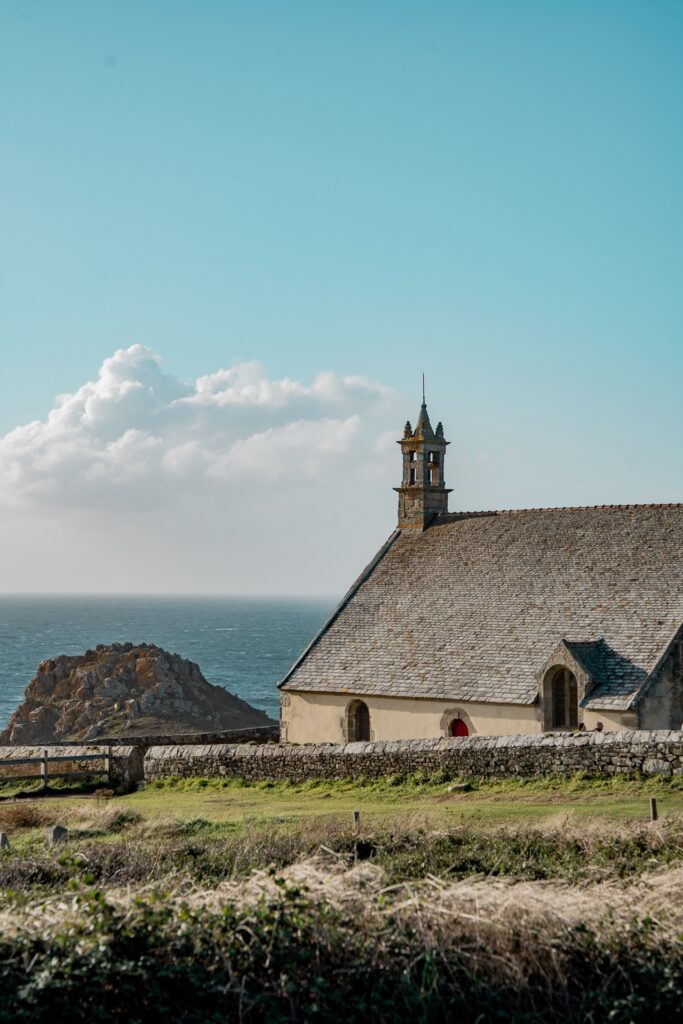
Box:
<box><xmin>0</xmin><ymin>595</ymin><xmax>335</xmax><ymax>731</ymax></box>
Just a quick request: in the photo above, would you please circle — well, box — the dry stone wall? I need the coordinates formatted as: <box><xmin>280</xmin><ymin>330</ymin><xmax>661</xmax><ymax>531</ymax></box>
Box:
<box><xmin>0</xmin><ymin>745</ymin><xmax>144</xmax><ymax>786</ymax></box>
<box><xmin>8</xmin><ymin>732</ymin><xmax>683</xmax><ymax>789</ymax></box>
<box><xmin>144</xmin><ymin>730</ymin><xmax>683</xmax><ymax>783</ymax></box>
<box><xmin>82</xmin><ymin>726</ymin><xmax>279</xmax><ymax>747</ymax></box>
<box><xmin>4</xmin><ymin>727</ymin><xmax>279</xmax><ymax>750</ymax></box>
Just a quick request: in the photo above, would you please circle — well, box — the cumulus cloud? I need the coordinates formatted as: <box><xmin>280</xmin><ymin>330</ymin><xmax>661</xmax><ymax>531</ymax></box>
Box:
<box><xmin>0</xmin><ymin>345</ymin><xmax>395</xmax><ymax>512</ymax></box>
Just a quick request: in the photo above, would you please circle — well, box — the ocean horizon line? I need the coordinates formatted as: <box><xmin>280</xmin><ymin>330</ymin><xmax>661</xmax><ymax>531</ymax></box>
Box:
<box><xmin>0</xmin><ymin>594</ymin><xmax>333</xmax><ymax>727</ymax></box>
<box><xmin>0</xmin><ymin>592</ymin><xmax>339</xmax><ymax>601</ymax></box>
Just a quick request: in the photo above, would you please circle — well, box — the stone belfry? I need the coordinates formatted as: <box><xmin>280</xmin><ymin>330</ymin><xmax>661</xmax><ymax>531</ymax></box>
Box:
<box><xmin>394</xmin><ymin>387</ymin><xmax>451</xmax><ymax>529</ymax></box>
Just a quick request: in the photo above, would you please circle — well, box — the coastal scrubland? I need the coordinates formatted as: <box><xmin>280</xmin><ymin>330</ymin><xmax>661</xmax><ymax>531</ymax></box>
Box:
<box><xmin>2</xmin><ymin>774</ymin><xmax>683</xmax><ymax>1021</ymax></box>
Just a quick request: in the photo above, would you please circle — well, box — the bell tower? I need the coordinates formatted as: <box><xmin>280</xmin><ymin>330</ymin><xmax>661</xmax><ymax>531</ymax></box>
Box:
<box><xmin>394</xmin><ymin>390</ymin><xmax>451</xmax><ymax>530</ymax></box>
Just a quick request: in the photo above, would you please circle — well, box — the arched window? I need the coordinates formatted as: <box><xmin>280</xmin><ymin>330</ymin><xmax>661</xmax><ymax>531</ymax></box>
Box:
<box><xmin>550</xmin><ymin>668</ymin><xmax>578</xmax><ymax>729</ymax></box>
<box><xmin>347</xmin><ymin>700</ymin><xmax>371</xmax><ymax>742</ymax></box>
<box><xmin>449</xmin><ymin>718</ymin><xmax>469</xmax><ymax>737</ymax></box>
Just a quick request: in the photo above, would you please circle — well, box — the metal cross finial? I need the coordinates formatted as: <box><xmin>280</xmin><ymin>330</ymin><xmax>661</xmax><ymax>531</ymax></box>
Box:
<box><xmin>422</xmin><ymin>373</ymin><xmax>425</xmax><ymax>406</ymax></box>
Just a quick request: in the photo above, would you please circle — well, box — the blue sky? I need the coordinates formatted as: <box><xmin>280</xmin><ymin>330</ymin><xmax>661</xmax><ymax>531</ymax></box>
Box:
<box><xmin>0</xmin><ymin>1</ymin><xmax>681</xmax><ymax>592</ymax></box>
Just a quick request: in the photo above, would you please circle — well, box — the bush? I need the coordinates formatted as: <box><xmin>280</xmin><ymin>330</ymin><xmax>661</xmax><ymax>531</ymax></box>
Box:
<box><xmin>0</xmin><ymin>803</ymin><xmax>49</xmax><ymax>832</ymax></box>
<box><xmin>0</xmin><ymin>886</ymin><xmax>682</xmax><ymax>1023</ymax></box>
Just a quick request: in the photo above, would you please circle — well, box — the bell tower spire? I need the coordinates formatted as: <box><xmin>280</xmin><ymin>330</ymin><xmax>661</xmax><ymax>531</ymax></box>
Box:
<box><xmin>394</xmin><ymin>389</ymin><xmax>451</xmax><ymax>530</ymax></box>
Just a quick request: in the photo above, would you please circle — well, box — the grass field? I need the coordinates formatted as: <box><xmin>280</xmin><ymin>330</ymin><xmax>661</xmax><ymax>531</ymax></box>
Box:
<box><xmin>4</xmin><ymin>773</ymin><xmax>683</xmax><ymax>1021</ymax></box>
<box><xmin>3</xmin><ymin>770</ymin><xmax>681</xmax><ymax>832</ymax></box>
<box><xmin>128</xmin><ymin>772</ymin><xmax>683</xmax><ymax>826</ymax></box>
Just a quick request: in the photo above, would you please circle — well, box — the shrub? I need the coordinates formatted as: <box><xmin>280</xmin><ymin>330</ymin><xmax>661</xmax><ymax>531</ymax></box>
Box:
<box><xmin>0</xmin><ymin>803</ymin><xmax>48</xmax><ymax>831</ymax></box>
<box><xmin>0</xmin><ymin>885</ymin><xmax>682</xmax><ymax>1022</ymax></box>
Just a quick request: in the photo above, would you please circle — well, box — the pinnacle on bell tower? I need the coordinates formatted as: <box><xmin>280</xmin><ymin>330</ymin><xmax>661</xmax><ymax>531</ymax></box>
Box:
<box><xmin>394</xmin><ymin>381</ymin><xmax>451</xmax><ymax>529</ymax></box>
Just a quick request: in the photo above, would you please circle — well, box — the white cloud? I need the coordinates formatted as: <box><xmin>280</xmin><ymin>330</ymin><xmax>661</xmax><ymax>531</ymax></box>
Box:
<box><xmin>19</xmin><ymin>348</ymin><xmax>520</xmax><ymax>596</ymax></box>
<box><xmin>0</xmin><ymin>345</ymin><xmax>403</xmax><ymax>593</ymax></box>
<box><xmin>222</xmin><ymin>416</ymin><xmax>362</xmax><ymax>481</ymax></box>
<box><xmin>0</xmin><ymin>345</ymin><xmax>394</xmax><ymax>511</ymax></box>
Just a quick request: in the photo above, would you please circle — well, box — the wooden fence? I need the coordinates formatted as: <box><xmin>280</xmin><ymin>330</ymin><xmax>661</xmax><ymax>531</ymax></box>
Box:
<box><xmin>0</xmin><ymin>747</ymin><xmax>113</xmax><ymax>788</ymax></box>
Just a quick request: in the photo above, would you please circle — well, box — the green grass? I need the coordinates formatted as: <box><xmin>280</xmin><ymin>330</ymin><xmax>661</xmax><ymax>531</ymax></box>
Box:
<box><xmin>4</xmin><ymin>771</ymin><xmax>683</xmax><ymax>839</ymax></box>
<box><xmin>1</xmin><ymin>772</ymin><xmax>683</xmax><ymax>895</ymax></box>
<box><xmin>116</xmin><ymin>771</ymin><xmax>683</xmax><ymax>829</ymax></box>
<box><xmin>0</xmin><ymin>776</ymin><xmax>108</xmax><ymax>799</ymax></box>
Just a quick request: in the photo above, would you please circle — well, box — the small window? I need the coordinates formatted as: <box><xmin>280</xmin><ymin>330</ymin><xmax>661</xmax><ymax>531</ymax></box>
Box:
<box><xmin>427</xmin><ymin>469</ymin><xmax>433</xmax><ymax>485</ymax></box>
<box><xmin>347</xmin><ymin>700</ymin><xmax>371</xmax><ymax>742</ymax></box>
<box><xmin>409</xmin><ymin>451</ymin><xmax>416</xmax><ymax>462</ymax></box>
<box><xmin>409</xmin><ymin>467</ymin><xmax>416</xmax><ymax>484</ymax></box>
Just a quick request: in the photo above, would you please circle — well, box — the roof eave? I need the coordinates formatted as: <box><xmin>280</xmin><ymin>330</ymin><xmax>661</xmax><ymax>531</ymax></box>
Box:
<box><xmin>278</xmin><ymin>529</ymin><xmax>402</xmax><ymax>691</ymax></box>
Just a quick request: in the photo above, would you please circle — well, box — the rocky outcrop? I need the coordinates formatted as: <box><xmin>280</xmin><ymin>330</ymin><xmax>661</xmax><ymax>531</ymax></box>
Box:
<box><xmin>0</xmin><ymin>643</ymin><xmax>274</xmax><ymax>744</ymax></box>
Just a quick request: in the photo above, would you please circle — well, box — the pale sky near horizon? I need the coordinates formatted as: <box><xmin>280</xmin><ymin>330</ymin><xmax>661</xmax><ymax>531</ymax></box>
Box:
<box><xmin>0</xmin><ymin>1</ymin><xmax>681</xmax><ymax>595</ymax></box>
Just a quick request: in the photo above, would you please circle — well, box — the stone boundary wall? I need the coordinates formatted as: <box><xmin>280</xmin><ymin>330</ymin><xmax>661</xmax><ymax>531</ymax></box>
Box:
<box><xmin>2</xmin><ymin>726</ymin><xmax>279</xmax><ymax>748</ymax></box>
<box><xmin>8</xmin><ymin>732</ymin><xmax>683</xmax><ymax>790</ymax></box>
<box><xmin>144</xmin><ymin>731</ymin><xmax>683</xmax><ymax>783</ymax></box>
<box><xmin>0</xmin><ymin>745</ymin><xmax>144</xmax><ymax>786</ymax></box>
<box><xmin>95</xmin><ymin>725</ymin><xmax>279</xmax><ymax>747</ymax></box>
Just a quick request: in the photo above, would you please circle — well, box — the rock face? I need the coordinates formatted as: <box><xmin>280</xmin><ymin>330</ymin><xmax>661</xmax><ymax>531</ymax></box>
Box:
<box><xmin>0</xmin><ymin>643</ymin><xmax>274</xmax><ymax>744</ymax></box>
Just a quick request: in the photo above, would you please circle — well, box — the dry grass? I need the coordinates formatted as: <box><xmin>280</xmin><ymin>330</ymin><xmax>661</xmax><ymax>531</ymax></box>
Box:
<box><xmin>0</xmin><ymin>802</ymin><xmax>50</xmax><ymax>831</ymax></box>
<box><xmin>1</xmin><ymin>849</ymin><xmax>682</xmax><ymax>948</ymax></box>
<box><xmin>68</xmin><ymin>804</ymin><xmax>143</xmax><ymax>834</ymax></box>
<box><xmin>170</xmin><ymin>845</ymin><xmax>683</xmax><ymax>933</ymax></box>
<box><xmin>0</xmin><ymin>796</ymin><xmax>142</xmax><ymax>833</ymax></box>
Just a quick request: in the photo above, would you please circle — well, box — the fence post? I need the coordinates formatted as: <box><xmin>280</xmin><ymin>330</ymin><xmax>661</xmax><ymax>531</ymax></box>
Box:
<box><xmin>105</xmin><ymin>744</ymin><xmax>112</xmax><ymax>784</ymax></box>
<box><xmin>650</xmin><ymin>796</ymin><xmax>658</xmax><ymax>822</ymax></box>
<box><xmin>42</xmin><ymin>749</ymin><xmax>49</xmax><ymax>790</ymax></box>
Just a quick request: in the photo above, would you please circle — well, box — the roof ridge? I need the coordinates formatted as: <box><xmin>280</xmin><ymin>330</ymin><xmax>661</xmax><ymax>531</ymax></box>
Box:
<box><xmin>443</xmin><ymin>503</ymin><xmax>683</xmax><ymax>517</ymax></box>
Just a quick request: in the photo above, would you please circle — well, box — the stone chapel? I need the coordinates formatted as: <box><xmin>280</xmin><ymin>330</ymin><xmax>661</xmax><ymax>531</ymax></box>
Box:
<box><xmin>279</xmin><ymin>398</ymin><xmax>683</xmax><ymax>742</ymax></box>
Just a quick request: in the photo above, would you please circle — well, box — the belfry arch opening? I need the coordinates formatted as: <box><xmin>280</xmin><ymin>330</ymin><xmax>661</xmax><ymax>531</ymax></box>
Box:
<box><xmin>544</xmin><ymin>666</ymin><xmax>579</xmax><ymax>730</ymax></box>
<box><xmin>346</xmin><ymin>700</ymin><xmax>371</xmax><ymax>742</ymax></box>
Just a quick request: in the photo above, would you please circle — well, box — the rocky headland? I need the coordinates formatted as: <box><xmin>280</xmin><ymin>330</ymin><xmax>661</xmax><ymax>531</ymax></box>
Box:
<box><xmin>0</xmin><ymin>642</ymin><xmax>275</xmax><ymax>744</ymax></box>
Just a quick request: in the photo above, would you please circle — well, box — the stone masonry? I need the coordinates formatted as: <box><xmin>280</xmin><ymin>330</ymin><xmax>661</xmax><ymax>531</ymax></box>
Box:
<box><xmin>0</xmin><ymin>745</ymin><xmax>144</xmax><ymax>786</ymax></box>
<box><xmin>41</xmin><ymin>726</ymin><xmax>280</xmax><ymax>748</ymax></box>
<box><xmin>0</xmin><ymin>730</ymin><xmax>272</xmax><ymax>791</ymax></box>
<box><xmin>144</xmin><ymin>730</ymin><xmax>683</xmax><ymax>783</ymax></box>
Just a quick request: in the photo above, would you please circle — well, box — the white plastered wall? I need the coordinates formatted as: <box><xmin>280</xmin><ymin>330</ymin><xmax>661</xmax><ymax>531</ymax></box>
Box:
<box><xmin>281</xmin><ymin>691</ymin><xmax>635</xmax><ymax>743</ymax></box>
<box><xmin>281</xmin><ymin>691</ymin><xmax>539</xmax><ymax>743</ymax></box>
<box><xmin>582</xmin><ymin>709</ymin><xmax>635</xmax><ymax>731</ymax></box>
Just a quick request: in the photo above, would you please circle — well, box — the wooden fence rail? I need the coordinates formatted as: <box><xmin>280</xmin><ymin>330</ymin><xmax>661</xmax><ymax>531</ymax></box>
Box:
<box><xmin>0</xmin><ymin>747</ymin><xmax>113</xmax><ymax>787</ymax></box>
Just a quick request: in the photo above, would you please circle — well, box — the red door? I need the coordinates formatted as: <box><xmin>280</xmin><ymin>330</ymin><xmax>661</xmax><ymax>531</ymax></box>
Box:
<box><xmin>450</xmin><ymin>718</ymin><xmax>469</xmax><ymax>737</ymax></box>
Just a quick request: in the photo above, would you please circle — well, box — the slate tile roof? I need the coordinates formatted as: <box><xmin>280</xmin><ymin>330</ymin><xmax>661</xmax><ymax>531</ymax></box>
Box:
<box><xmin>280</xmin><ymin>505</ymin><xmax>683</xmax><ymax>712</ymax></box>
